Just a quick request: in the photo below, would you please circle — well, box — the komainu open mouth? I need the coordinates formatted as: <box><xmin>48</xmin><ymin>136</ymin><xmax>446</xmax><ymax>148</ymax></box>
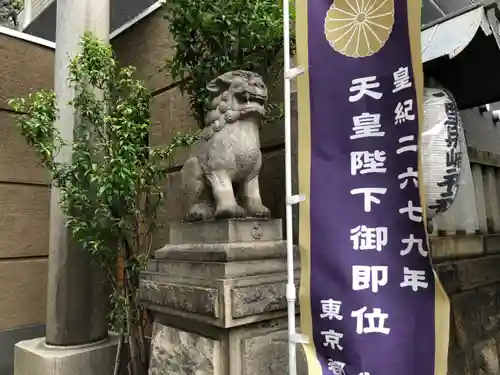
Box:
<box><xmin>242</xmin><ymin>92</ymin><xmax>267</xmax><ymax>106</ymax></box>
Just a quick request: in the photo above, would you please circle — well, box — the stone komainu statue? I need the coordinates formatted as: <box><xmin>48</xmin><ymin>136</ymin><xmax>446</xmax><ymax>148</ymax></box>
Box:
<box><xmin>181</xmin><ymin>70</ymin><xmax>272</xmax><ymax>221</ymax></box>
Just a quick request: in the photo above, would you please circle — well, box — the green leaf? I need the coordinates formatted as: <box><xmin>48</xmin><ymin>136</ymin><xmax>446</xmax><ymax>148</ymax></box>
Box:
<box><xmin>162</xmin><ymin>0</ymin><xmax>296</xmax><ymax>127</ymax></box>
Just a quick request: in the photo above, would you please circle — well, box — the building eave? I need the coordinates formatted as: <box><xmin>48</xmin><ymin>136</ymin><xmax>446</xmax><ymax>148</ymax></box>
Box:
<box><xmin>422</xmin><ymin>1</ymin><xmax>500</xmax><ymax>109</ymax></box>
<box><xmin>22</xmin><ymin>0</ymin><xmax>161</xmax><ymax>42</ymax></box>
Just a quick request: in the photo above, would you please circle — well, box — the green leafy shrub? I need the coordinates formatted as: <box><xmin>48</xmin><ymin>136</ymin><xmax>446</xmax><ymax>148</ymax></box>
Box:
<box><xmin>162</xmin><ymin>0</ymin><xmax>296</xmax><ymax>127</ymax></box>
<box><xmin>9</xmin><ymin>33</ymin><xmax>196</xmax><ymax>375</ymax></box>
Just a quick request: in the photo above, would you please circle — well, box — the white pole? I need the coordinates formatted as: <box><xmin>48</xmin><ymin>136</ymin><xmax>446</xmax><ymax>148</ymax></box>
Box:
<box><xmin>282</xmin><ymin>0</ymin><xmax>297</xmax><ymax>374</ymax></box>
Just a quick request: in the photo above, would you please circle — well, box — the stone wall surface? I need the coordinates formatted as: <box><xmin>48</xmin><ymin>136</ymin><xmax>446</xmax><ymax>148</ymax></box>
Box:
<box><xmin>435</xmin><ymin>235</ymin><xmax>500</xmax><ymax>375</ymax></box>
<box><xmin>0</xmin><ymin>30</ymin><xmax>54</xmax><ymax>375</ymax></box>
<box><xmin>0</xmin><ymin>32</ymin><xmax>53</xmax><ymax>331</ymax></box>
<box><xmin>0</xmin><ymin>34</ymin><xmax>54</xmax><ymax>109</ymax></box>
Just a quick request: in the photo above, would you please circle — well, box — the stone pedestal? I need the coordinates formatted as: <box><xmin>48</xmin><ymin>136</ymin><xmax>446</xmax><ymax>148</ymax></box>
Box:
<box><xmin>140</xmin><ymin>219</ymin><xmax>306</xmax><ymax>375</ymax></box>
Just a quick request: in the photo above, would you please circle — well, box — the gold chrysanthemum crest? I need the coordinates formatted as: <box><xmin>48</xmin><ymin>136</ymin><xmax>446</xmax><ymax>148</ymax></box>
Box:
<box><xmin>324</xmin><ymin>0</ymin><xmax>395</xmax><ymax>58</ymax></box>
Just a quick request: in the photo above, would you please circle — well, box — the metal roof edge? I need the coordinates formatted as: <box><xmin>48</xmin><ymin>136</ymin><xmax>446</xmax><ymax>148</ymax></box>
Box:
<box><xmin>421</xmin><ymin>6</ymin><xmax>489</xmax><ymax>63</ymax></box>
<box><xmin>110</xmin><ymin>0</ymin><xmax>163</xmax><ymax>40</ymax></box>
<box><xmin>0</xmin><ymin>24</ymin><xmax>55</xmax><ymax>49</ymax></box>
<box><xmin>421</xmin><ymin>1</ymin><xmax>486</xmax><ymax>31</ymax></box>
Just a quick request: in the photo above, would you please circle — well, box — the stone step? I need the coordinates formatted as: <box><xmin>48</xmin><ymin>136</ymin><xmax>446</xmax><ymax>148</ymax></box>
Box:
<box><xmin>146</xmin><ymin>256</ymin><xmax>300</xmax><ymax>279</ymax></box>
<box><xmin>155</xmin><ymin>240</ymin><xmax>298</xmax><ymax>262</ymax></box>
<box><xmin>168</xmin><ymin>219</ymin><xmax>282</xmax><ymax>245</ymax></box>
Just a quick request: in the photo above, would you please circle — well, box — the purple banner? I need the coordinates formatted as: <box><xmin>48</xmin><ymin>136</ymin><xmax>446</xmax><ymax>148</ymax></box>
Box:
<box><xmin>296</xmin><ymin>0</ymin><xmax>450</xmax><ymax>374</ymax></box>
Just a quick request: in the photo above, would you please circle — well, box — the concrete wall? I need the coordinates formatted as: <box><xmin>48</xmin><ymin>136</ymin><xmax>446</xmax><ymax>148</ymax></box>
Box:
<box><xmin>0</xmin><ymin>30</ymin><xmax>53</xmax><ymax>375</ymax></box>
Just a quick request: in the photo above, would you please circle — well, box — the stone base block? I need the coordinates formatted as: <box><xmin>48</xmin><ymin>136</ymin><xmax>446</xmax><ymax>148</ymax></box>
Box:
<box><xmin>148</xmin><ymin>317</ymin><xmax>307</xmax><ymax>375</ymax></box>
<box><xmin>168</xmin><ymin>219</ymin><xmax>282</xmax><ymax>245</ymax></box>
<box><xmin>14</xmin><ymin>335</ymin><xmax>120</xmax><ymax>375</ymax></box>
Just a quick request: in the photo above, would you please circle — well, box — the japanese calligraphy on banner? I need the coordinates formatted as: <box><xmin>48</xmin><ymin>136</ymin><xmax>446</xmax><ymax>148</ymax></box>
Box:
<box><xmin>295</xmin><ymin>0</ymin><xmax>451</xmax><ymax>375</ymax></box>
<box><xmin>421</xmin><ymin>88</ymin><xmax>463</xmax><ymax>219</ymax></box>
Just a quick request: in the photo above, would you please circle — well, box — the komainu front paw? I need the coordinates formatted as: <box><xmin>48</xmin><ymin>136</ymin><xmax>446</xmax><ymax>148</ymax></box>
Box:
<box><xmin>244</xmin><ymin>202</ymin><xmax>271</xmax><ymax>218</ymax></box>
<box><xmin>215</xmin><ymin>204</ymin><xmax>246</xmax><ymax>219</ymax></box>
<box><xmin>186</xmin><ymin>203</ymin><xmax>215</xmax><ymax>221</ymax></box>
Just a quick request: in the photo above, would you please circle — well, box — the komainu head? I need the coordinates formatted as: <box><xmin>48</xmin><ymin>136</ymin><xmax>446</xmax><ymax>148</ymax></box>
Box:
<box><xmin>204</xmin><ymin>70</ymin><xmax>268</xmax><ymax>128</ymax></box>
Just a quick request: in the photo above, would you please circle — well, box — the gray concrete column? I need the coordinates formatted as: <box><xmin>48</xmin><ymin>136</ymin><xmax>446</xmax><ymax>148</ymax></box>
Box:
<box><xmin>45</xmin><ymin>0</ymin><xmax>110</xmax><ymax>346</ymax></box>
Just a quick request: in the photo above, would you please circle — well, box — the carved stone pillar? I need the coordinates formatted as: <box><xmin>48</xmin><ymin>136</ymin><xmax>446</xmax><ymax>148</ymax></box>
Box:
<box><xmin>141</xmin><ymin>219</ymin><xmax>306</xmax><ymax>375</ymax></box>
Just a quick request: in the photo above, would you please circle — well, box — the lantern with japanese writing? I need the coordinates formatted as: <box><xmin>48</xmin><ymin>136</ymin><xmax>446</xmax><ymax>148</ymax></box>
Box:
<box><xmin>421</xmin><ymin>87</ymin><xmax>463</xmax><ymax>219</ymax></box>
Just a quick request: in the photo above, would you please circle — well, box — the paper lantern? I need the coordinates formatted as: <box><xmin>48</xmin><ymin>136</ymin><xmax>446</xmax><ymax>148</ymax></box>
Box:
<box><xmin>421</xmin><ymin>87</ymin><xmax>463</xmax><ymax>219</ymax></box>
